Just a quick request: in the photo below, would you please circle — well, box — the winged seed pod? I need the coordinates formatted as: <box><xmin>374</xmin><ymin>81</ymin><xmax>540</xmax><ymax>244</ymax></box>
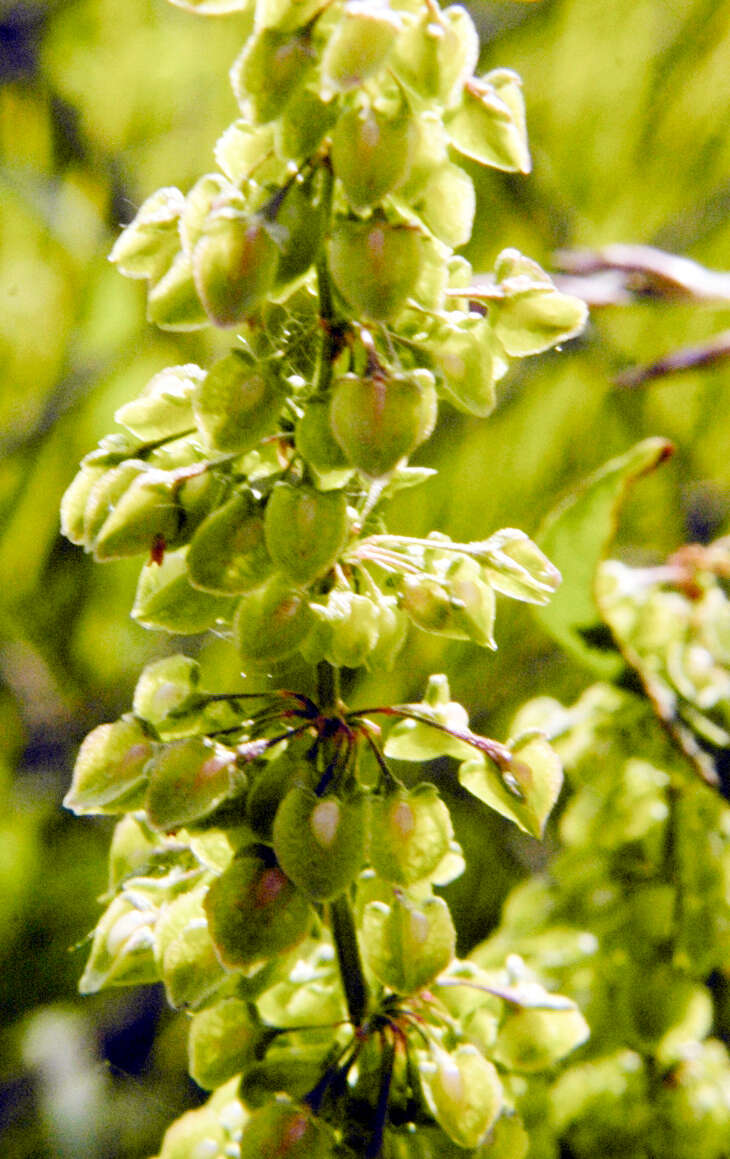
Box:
<box><xmin>61</xmin><ymin>1</ymin><xmax>592</xmax><ymax>1155</ymax></box>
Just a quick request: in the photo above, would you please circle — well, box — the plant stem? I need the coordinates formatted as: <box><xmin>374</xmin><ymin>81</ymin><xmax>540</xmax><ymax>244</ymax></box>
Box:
<box><xmin>317</xmin><ymin>659</ymin><xmax>341</xmax><ymax>713</ymax></box>
<box><xmin>314</xmin><ymin>162</ymin><xmax>338</xmax><ymax>397</ymax></box>
<box><xmin>329</xmin><ymin>893</ymin><xmax>369</xmax><ymax>1028</ymax></box>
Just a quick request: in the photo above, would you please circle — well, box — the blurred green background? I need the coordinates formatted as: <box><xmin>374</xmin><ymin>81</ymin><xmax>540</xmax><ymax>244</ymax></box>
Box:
<box><xmin>1</xmin><ymin>0</ymin><xmax>729</xmax><ymax>1154</ymax></box>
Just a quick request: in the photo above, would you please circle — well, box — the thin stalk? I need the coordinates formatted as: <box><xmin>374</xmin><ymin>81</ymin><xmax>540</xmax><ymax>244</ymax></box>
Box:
<box><xmin>329</xmin><ymin>893</ymin><xmax>369</xmax><ymax>1028</ymax></box>
<box><xmin>314</xmin><ymin>162</ymin><xmax>338</xmax><ymax>397</ymax></box>
<box><xmin>317</xmin><ymin>659</ymin><xmax>341</xmax><ymax>714</ymax></box>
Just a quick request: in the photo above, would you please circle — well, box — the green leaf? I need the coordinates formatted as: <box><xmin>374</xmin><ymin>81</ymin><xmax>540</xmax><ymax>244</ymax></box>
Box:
<box><xmin>64</xmin><ymin>716</ymin><xmax>154</xmax><ymax>815</ymax></box>
<box><xmin>368</xmin><ymin>786</ymin><xmax>454</xmax><ymax>886</ymax></box>
<box><xmin>205</xmin><ymin>847</ymin><xmax>312</xmax><ymax>966</ymax></box>
<box><xmin>145</xmin><ymin>737</ymin><xmax>241</xmax><ymax>831</ymax></box>
<box><xmin>133</xmin><ymin>549</ymin><xmax>237</xmax><ymax>634</ymax></box>
<box><xmin>155</xmin><ymin>887</ymin><xmax>227</xmax><ymax>1008</ymax></box>
<box><xmin>361</xmin><ymin>891</ymin><xmax>455</xmax><ymax>993</ymax></box>
<box><xmin>534</xmin><ymin>438</ymin><xmax>674</xmax><ymax>676</ymax></box>
<box><xmin>417</xmin><ymin>1043</ymin><xmax>503</xmax><ymax>1148</ymax></box>
<box><xmin>459</xmin><ymin>733</ymin><xmax>563</xmax><ymax>838</ymax></box>
<box><xmin>188</xmin><ymin>997</ymin><xmax>262</xmax><ymax>1090</ymax></box>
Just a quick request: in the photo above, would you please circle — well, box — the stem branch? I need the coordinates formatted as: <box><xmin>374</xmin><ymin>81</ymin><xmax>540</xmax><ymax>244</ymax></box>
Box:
<box><xmin>329</xmin><ymin>893</ymin><xmax>369</xmax><ymax>1028</ymax></box>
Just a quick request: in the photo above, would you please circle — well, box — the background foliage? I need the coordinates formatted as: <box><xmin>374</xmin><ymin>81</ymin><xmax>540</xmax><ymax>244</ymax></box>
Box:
<box><xmin>1</xmin><ymin>0</ymin><xmax>730</xmax><ymax>1154</ymax></box>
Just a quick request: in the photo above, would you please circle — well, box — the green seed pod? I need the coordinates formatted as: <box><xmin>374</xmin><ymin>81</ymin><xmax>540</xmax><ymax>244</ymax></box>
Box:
<box><xmin>233</xmin><ymin>27</ymin><xmax>314</xmax><ymax>124</ymax></box>
<box><xmin>61</xmin><ymin>464</ymin><xmax>108</xmax><ymax>546</ymax></box>
<box><xmin>246</xmin><ymin>752</ymin><xmax>306</xmax><ymax>840</ymax></box>
<box><xmin>239</xmin><ymin>1099</ymin><xmax>336</xmax><ymax>1159</ymax></box>
<box><xmin>145</xmin><ymin>737</ymin><xmax>238</xmax><ymax>831</ymax></box>
<box><xmin>321</xmin><ymin>2</ymin><xmax>401</xmax><ymax>92</ymax></box>
<box><xmin>318</xmin><ymin>589</ymin><xmax>381</xmax><ymax>668</ymax></box>
<box><xmin>193</xmin><ymin>351</ymin><xmax>285</xmax><ymax>455</ymax></box>
<box><xmin>445</xmin><ymin>556</ymin><xmax>497</xmax><ymax>648</ymax></box>
<box><xmin>188</xmin><ymin>492</ymin><xmax>274</xmax><ymax>594</ymax></box>
<box><xmin>92</xmin><ymin>470</ymin><xmax>183</xmax><ymax>561</ymax></box>
<box><xmin>273</xmin><ymin>785</ymin><xmax>366</xmax><ymax>900</ymax></box>
<box><xmin>409</xmin><ymin>161</ymin><xmax>475</xmax><ymax>248</ymax></box>
<box><xmin>114</xmin><ymin>364</ymin><xmax>202</xmax><ymax>442</ymax></box>
<box><xmin>188</xmin><ymin>997</ymin><xmax>262</xmax><ymax>1091</ymax></box>
<box><xmin>493</xmin><ymin>1007</ymin><xmax>589</xmax><ymax>1072</ymax></box>
<box><xmin>446</xmin><ymin>70</ymin><xmax>530</xmax><ymax>173</ymax></box>
<box><xmin>274</xmin><ymin>89</ymin><xmax>337</xmax><ymax>163</ymax></box>
<box><xmin>63</xmin><ymin>716</ymin><xmax>155</xmax><ymax>816</ymax></box>
<box><xmin>205</xmin><ymin>847</ymin><xmax>312</xmax><ymax>967</ymax></box>
<box><xmin>428</xmin><ymin>314</ymin><xmax>495</xmax><ymax>417</ymax></box>
<box><xmin>400</xmin><ymin>574</ymin><xmax>453</xmax><ymax>635</ymax></box>
<box><xmin>327</xmin><ymin>218</ymin><xmax>423</xmax><ymax>321</ymax></box>
<box><xmin>362</xmin><ymin>891</ymin><xmax>456</xmax><ymax>993</ymax></box>
<box><xmin>329</xmin><ymin>369</ymin><xmax>437</xmax><ymax>477</ymax></box>
<box><xmin>215</xmin><ymin>119</ymin><xmax>277</xmax><ymax>184</ymax></box>
<box><xmin>82</xmin><ymin>461</ymin><xmax>147</xmax><ymax>549</ymax></box>
<box><xmin>192</xmin><ymin>210</ymin><xmax>279</xmax><ymax>327</ymax></box>
<box><xmin>367</xmin><ymin>596</ymin><xmax>408</xmax><ymax>670</ymax></box>
<box><xmin>331</xmin><ymin>100</ymin><xmax>416</xmax><ymax>212</ymax></box>
<box><xmin>146</xmin><ymin>250</ymin><xmax>209</xmax><ymax>331</ymax></box>
<box><xmin>272</xmin><ymin>172</ymin><xmax>326</xmax><ymax>292</ymax></box>
<box><xmin>109</xmin><ymin>186</ymin><xmax>184</xmax><ymax>280</ymax></box>
<box><xmin>255</xmin><ymin>0</ymin><xmax>328</xmax><ymax>32</ymax></box>
<box><xmin>179</xmin><ymin>173</ymin><xmax>242</xmax><ymax>258</ymax></box>
<box><xmin>390</xmin><ymin>6</ymin><xmax>479</xmax><ymax>106</ymax></box>
<box><xmin>369</xmin><ymin>785</ymin><xmax>454</xmax><ymax>886</ymax></box>
<box><xmin>295</xmin><ymin>398</ymin><xmax>349</xmax><ymax>473</ymax></box>
<box><xmin>417</xmin><ymin>1044</ymin><xmax>503</xmax><ymax>1149</ymax></box>
<box><xmin>234</xmin><ymin>574</ymin><xmax>314</xmax><ymax>666</ymax></box>
<box><xmin>264</xmin><ymin>482</ymin><xmax>348</xmax><ymax>585</ymax></box>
